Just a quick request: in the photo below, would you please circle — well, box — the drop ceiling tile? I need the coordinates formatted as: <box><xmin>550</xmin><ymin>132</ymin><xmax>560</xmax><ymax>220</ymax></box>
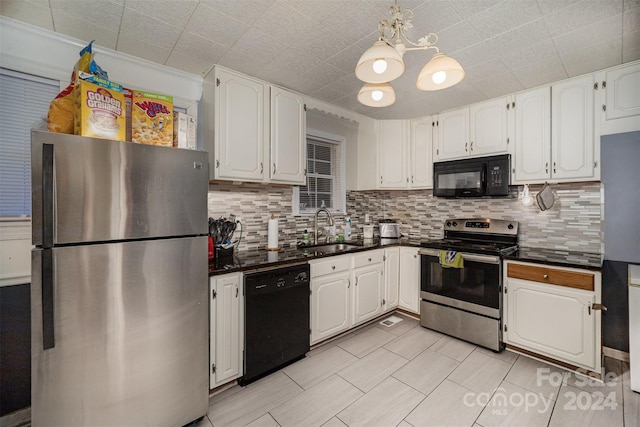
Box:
<box><xmin>165</xmin><ymin>50</ymin><xmax>214</xmax><ymax>76</ymax></box>
<box><xmin>408</xmin><ymin>0</ymin><xmax>465</xmax><ymax>35</ymax></box>
<box><xmin>322</xmin><ymin>3</ymin><xmax>387</xmax><ymax>45</ymax></box>
<box><xmin>451</xmin><ymin>0</ymin><xmax>504</xmax><ymax>19</ymax></box>
<box><xmin>622</xmin><ymin>29</ymin><xmax>640</xmax><ymax>61</ymax></box>
<box><xmin>367</xmin><ymin>0</ymin><xmax>429</xmax><ymax>17</ymax></box>
<box><xmin>119</xmin><ymin>8</ymin><xmax>181</xmax><ymax>50</ymax></box>
<box><xmin>326</xmin><ymin>44</ymin><xmax>365</xmax><ymax>74</ymax></box>
<box><xmin>199</xmin><ymin>0</ymin><xmax>275</xmax><ymax>26</ymax></box>
<box><xmin>52</xmin><ymin>11</ymin><xmax>118</xmax><ymax>49</ymax></box>
<box><xmin>252</xmin><ymin>0</ymin><xmax>316</xmax><ymax>42</ymax></box>
<box><xmin>463</xmin><ymin>58</ymin><xmax>509</xmax><ymax>82</ymax></box>
<box><xmin>116</xmin><ymin>33</ymin><xmax>171</xmax><ymax>65</ymax></box>
<box><xmin>624</xmin><ymin>0</ymin><xmax>640</xmax><ymax>11</ymax></box>
<box><xmin>471</xmin><ymin>70</ymin><xmax>524</xmax><ymax>98</ymax></box>
<box><xmin>484</xmin><ymin>18</ymin><xmax>552</xmax><ymax>56</ymax></box>
<box><xmin>183</xmin><ymin>3</ymin><xmax>249</xmax><ymax>48</ymax></box>
<box><xmin>467</xmin><ymin>0</ymin><xmax>542</xmax><ymax>39</ymax></box>
<box><xmin>560</xmin><ymin>36</ymin><xmax>623</xmax><ymax>76</ymax></box>
<box><xmin>290</xmin><ymin>24</ymin><xmax>354</xmax><ymax>62</ymax></box>
<box><xmin>498</xmin><ymin>38</ymin><xmax>557</xmax><ymax>69</ymax></box>
<box><xmin>450</xmin><ymin>42</ymin><xmax>499</xmax><ymax>68</ymax></box>
<box><xmin>509</xmin><ymin>55</ymin><xmax>568</xmax><ymax>88</ymax></box>
<box><xmin>543</xmin><ymin>0</ymin><xmax>624</xmax><ymax>37</ymax></box>
<box><xmin>282</xmin><ymin>0</ymin><xmax>345</xmax><ymax>21</ymax></box>
<box><xmin>124</xmin><ymin>0</ymin><xmax>197</xmax><ymax>29</ymax></box>
<box><xmin>536</xmin><ymin>0</ymin><xmax>582</xmax><ymax>14</ymax></box>
<box><xmin>1</xmin><ymin>0</ymin><xmax>54</xmax><ymax>30</ymax></box>
<box><xmin>623</xmin><ymin>4</ymin><xmax>640</xmax><ymax>32</ymax></box>
<box><xmin>218</xmin><ymin>27</ymin><xmax>281</xmax><ymax>75</ymax></box>
<box><xmin>49</xmin><ymin>0</ymin><xmax>123</xmax><ymax>33</ymax></box>
<box><xmin>171</xmin><ymin>32</ymin><xmax>228</xmax><ymax>65</ymax></box>
<box><xmin>266</xmin><ymin>47</ymin><xmax>325</xmax><ymax>80</ymax></box>
<box><xmin>428</xmin><ymin>20</ymin><xmax>483</xmax><ymax>55</ymax></box>
<box><xmin>297</xmin><ymin>63</ymin><xmax>349</xmax><ymax>91</ymax></box>
<box><xmin>553</xmin><ymin>13</ymin><xmax>623</xmax><ymax>54</ymax></box>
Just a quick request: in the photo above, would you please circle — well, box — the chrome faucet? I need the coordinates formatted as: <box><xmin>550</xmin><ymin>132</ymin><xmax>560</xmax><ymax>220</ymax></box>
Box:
<box><xmin>314</xmin><ymin>207</ymin><xmax>334</xmax><ymax>244</ymax></box>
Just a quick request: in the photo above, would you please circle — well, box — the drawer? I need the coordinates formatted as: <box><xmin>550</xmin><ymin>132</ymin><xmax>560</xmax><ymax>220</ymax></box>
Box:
<box><xmin>507</xmin><ymin>263</ymin><xmax>594</xmax><ymax>291</ymax></box>
<box><xmin>352</xmin><ymin>249</ymin><xmax>384</xmax><ymax>269</ymax></box>
<box><xmin>310</xmin><ymin>254</ymin><xmax>351</xmax><ymax>277</ymax></box>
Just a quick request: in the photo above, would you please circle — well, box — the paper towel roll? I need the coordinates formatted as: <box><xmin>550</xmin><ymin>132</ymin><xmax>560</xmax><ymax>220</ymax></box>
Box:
<box><xmin>267</xmin><ymin>214</ymin><xmax>279</xmax><ymax>250</ymax></box>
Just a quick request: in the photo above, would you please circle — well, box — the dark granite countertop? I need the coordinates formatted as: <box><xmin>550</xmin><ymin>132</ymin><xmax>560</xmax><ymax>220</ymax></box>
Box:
<box><xmin>503</xmin><ymin>247</ymin><xmax>603</xmax><ymax>271</ymax></box>
<box><xmin>209</xmin><ymin>238</ymin><xmax>422</xmax><ymax>276</ymax></box>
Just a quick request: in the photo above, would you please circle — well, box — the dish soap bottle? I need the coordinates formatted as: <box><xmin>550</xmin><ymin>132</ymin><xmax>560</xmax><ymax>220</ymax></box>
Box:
<box><xmin>345</xmin><ymin>217</ymin><xmax>351</xmax><ymax>241</ymax></box>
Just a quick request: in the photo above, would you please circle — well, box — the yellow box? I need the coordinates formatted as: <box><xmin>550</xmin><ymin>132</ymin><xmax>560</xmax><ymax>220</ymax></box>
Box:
<box><xmin>74</xmin><ymin>72</ymin><xmax>126</xmax><ymax>141</ymax></box>
<box><xmin>131</xmin><ymin>91</ymin><xmax>173</xmax><ymax>147</ymax></box>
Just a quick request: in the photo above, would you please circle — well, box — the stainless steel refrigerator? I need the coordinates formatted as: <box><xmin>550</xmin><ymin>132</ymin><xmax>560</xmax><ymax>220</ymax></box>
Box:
<box><xmin>30</xmin><ymin>130</ymin><xmax>209</xmax><ymax>426</ymax></box>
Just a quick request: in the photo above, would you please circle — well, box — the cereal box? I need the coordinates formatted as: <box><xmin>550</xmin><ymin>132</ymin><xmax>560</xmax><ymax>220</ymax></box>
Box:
<box><xmin>131</xmin><ymin>91</ymin><xmax>173</xmax><ymax>146</ymax></box>
<box><xmin>173</xmin><ymin>112</ymin><xmax>197</xmax><ymax>150</ymax></box>
<box><xmin>123</xmin><ymin>87</ymin><xmax>132</xmax><ymax>142</ymax></box>
<box><xmin>74</xmin><ymin>71</ymin><xmax>126</xmax><ymax>141</ymax></box>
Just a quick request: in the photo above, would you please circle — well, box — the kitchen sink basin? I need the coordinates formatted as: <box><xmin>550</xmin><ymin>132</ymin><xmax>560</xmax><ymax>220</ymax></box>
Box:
<box><xmin>298</xmin><ymin>243</ymin><xmax>361</xmax><ymax>254</ymax></box>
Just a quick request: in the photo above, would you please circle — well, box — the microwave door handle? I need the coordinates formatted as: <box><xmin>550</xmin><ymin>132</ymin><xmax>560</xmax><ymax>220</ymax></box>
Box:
<box><xmin>481</xmin><ymin>165</ymin><xmax>488</xmax><ymax>193</ymax></box>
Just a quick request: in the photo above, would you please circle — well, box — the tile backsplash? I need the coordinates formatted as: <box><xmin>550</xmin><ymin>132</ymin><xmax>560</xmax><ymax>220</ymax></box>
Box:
<box><xmin>208</xmin><ymin>182</ymin><xmax>603</xmax><ymax>254</ymax></box>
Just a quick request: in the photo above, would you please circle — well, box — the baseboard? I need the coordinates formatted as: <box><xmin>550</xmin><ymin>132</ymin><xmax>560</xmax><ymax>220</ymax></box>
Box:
<box><xmin>0</xmin><ymin>407</ymin><xmax>30</xmax><ymax>427</ymax></box>
<box><xmin>603</xmin><ymin>346</ymin><xmax>630</xmax><ymax>362</ymax></box>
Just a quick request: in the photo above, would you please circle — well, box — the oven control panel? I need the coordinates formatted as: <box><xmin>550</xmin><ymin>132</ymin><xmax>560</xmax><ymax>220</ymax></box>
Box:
<box><xmin>443</xmin><ymin>218</ymin><xmax>519</xmax><ymax>235</ymax></box>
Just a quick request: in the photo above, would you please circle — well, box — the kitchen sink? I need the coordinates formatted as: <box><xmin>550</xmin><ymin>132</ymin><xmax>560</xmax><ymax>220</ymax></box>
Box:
<box><xmin>298</xmin><ymin>243</ymin><xmax>361</xmax><ymax>254</ymax></box>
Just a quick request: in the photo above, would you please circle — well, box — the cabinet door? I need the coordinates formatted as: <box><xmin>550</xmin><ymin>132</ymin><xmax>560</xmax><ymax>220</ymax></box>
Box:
<box><xmin>352</xmin><ymin>263</ymin><xmax>384</xmax><ymax>325</ymax></box>
<box><xmin>311</xmin><ymin>271</ymin><xmax>351</xmax><ymax>344</ymax></box>
<box><xmin>398</xmin><ymin>247</ymin><xmax>420</xmax><ymax>313</ymax></box>
<box><xmin>505</xmin><ymin>278</ymin><xmax>595</xmax><ymax>370</ymax></box>
<box><xmin>600</xmin><ymin>62</ymin><xmax>640</xmax><ymax>135</ymax></box>
<box><xmin>270</xmin><ymin>87</ymin><xmax>306</xmax><ymax>184</ymax></box>
<box><xmin>470</xmin><ymin>98</ymin><xmax>509</xmax><ymax>156</ymax></box>
<box><xmin>215</xmin><ymin>69</ymin><xmax>267</xmax><ymax>182</ymax></box>
<box><xmin>409</xmin><ymin>117</ymin><xmax>433</xmax><ymax>188</ymax></box>
<box><xmin>211</xmin><ymin>273</ymin><xmax>243</xmax><ymax>388</ymax></box>
<box><xmin>437</xmin><ymin>108</ymin><xmax>469</xmax><ymax>160</ymax></box>
<box><xmin>513</xmin><ymin>87</ymin><xmax>551</xmax><ymax>183</ymax></box>
<box><xmin>378</xmin><ymin>120</ymin><xmax>408</xmax><ymax>188</ymax></box>
<box><xmin>384</xmin><ymin>247</ymin><xmax>400</xmax><ymax>309</ymax></box>
<box><xmin>552</xmin><ymin>75</ymin><xmax>595</xmax><ymax>180</ymax></box>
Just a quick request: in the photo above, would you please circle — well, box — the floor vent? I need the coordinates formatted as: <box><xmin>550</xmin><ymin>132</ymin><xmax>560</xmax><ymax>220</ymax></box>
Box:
<box><xmin>379</xmin><ymin>315</ymin><xmax>403</xmax><ymax>327</ymax></box>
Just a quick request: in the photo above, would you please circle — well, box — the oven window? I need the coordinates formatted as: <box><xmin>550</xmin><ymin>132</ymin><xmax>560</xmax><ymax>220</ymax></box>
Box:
<box><xmin>421</xmin><ymin>254</ymin><xmax>500</xmax><ymax>309</ymax></box>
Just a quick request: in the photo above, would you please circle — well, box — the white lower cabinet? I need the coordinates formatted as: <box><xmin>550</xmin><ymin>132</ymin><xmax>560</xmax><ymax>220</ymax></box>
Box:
<box><xmin>209</xmin><ymin>272</ymin><xmax>243</xmax><ymax>389</ymax></box>
<box><xmin>310</xmin><ymin>254</ymin><xmax>352</xmax><ymax>345</ymax></box>
<box><xmin>504</xmin><ymin>261</ymin><xmax>602</xmax><ymax>373</ymax></box>
<box><xmin>351</xmin><ymin>250</ymin><xmax>385</xmax><ymax>326</ymax></box>
<box><xmin>398</xmin><ymin>247</ymin><xmax>420</xmax><ymax>314</ymax></box>
<box><xmin>384</xmin><ymin>247</ymin><xmax>400</xmax><ymax>310</ymax></box>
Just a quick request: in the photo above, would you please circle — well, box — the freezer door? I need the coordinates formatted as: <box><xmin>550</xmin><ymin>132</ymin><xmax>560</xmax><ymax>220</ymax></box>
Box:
<box><xmin>32</xmin><ymin>130</ymin><xmax>208</xmax><ymax>246</ymax></box>
<box><xmin>31</xmin><ymin>237</ymin><xmax>208</xmax><ymax>426</ymax></box>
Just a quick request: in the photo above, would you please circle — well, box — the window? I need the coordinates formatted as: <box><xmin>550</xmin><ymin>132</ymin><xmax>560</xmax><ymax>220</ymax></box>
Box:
<box><xmin>0</xmin><ymin>69</ymin><xmax>59</xmax><ymax>217</ymax></box>
<box><xmin>293</xmin><ymin>130</ymin><xmax>345</xmax><ymax>215</ymax></box>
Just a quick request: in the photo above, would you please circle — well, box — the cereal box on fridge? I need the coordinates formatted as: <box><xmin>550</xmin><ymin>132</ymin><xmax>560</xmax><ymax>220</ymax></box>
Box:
<box><xmin>173</xmin><ymin>112</ymin><xmax>197</xmax><ymax>150</ymax></box>
<box><xmin>74</xmin><ymin>71</ymin><xmax>126</xmax><ymax>141</ymax></box>
<box><xmin>131</xmin><ymin>91</ymin><xmax>173</xmax><ymax>146</ymax></box>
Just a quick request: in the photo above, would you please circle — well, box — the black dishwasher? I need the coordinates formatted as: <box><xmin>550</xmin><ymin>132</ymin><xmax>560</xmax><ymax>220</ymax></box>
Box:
<box><xmin>239</xmin><ymin>263</ymin><xmax>310</xmax><ymax>386</ymax></box>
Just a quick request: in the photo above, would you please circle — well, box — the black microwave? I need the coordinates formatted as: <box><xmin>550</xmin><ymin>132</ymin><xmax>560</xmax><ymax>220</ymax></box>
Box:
<box><xmin>433</xmin><ymin>154</ymin><xmax>511</xmax><ymax>197</ymax></box>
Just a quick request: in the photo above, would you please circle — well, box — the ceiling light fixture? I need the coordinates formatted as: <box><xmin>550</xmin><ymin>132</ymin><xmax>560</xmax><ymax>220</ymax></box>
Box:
<box><xmin>355</xmin><ymin>1</ymin><xmax>465</xmax><ymax>107</ymax></box>
<box><xmin>357</xmin><ymin>83</ymin><xmax>396</xmax><ymax>107</ymax></box>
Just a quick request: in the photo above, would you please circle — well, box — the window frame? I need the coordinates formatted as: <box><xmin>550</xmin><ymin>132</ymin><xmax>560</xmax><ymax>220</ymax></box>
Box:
<box><xmin>292</xmin><ymin>128</ymin><xmax>346</xmax><ymax>216</ymax></box>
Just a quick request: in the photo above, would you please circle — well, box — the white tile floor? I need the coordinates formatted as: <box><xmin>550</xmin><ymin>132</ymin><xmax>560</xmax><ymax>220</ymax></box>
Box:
<box><xmin>197</xmin><ymin>313</ymin><xmax>640</xmax><ymax>427</ymax></box>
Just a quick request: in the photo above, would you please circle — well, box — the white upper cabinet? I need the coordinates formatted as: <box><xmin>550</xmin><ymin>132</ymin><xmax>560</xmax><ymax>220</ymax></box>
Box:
<box><xmin>378</xmin><ymin>120</ymin><xmax>408</xmax><ymax>188</ymax></box>
<box><xmin>270</xmin><ymin>86</ymin><xmax>306</xmax><ymax>185</ymax></box>
<box><xmin>214</xmin><ymin>68</ymin><xmax>268</xmax><ymax>182</ymax></box>
<box><xmin>409</xmin><ymin>117</ymin><xmax>434</xmax><ymax>189</ymax></box>
<box><xmin>437</xmin><ymin>108</ymin><xmax>469</xmax><ymax>160</ymax></box>
<box><xmin>470</xmin><ymin>97</ymin><xmax>509</xmax><ymax>156</ymax></box>
<box><xmin>552</xmin><ymin>75</ymin><xmax>595</xmax><ymax>180</ymax></box>
<box><xmin>436</xmin><ymin>98</ymin><xmax>509</xmax><ymax>161</ymax></box>
<box><xmin>597</xmin><ymin>61</ymin><xmax>640</xmax><ymax>135</ymax></box>
<box><xmin>513</xmin><ymin>86</ymin><xmax>551</xmax><ymax>183</ymax></box>
<box><xmin>206</xmin><ymin>67</ymin><xmax>306</xmax><ymax>184</ymax></box>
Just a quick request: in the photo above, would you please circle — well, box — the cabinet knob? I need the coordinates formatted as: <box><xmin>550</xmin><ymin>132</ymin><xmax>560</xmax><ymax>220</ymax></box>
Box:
<box><xmin>543</xmin><ymin>274</ymin><xmax>549</xmax><ymax>279</ymax></box>
<box><xmin>368</xmin><ymin>258</ymin><xmax>372</xmax><ymax>262</ymax></box>
<box><xmin>332</xmin><ymin>265</ymin><xmax>336</xmax><ymax>270</ymax></box>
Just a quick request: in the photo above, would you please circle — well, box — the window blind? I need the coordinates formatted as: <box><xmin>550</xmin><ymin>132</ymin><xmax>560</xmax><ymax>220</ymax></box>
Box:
<box><xmin>0</xmin><ymin>69</ymin><xmax>59</xmax><ymax>217</ymax></box>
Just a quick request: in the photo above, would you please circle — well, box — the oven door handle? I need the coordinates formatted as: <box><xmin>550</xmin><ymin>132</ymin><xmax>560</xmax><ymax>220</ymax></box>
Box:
<box><xmin>419</xmin><ymin>248</ymin><xmax>500</xmax><ymax>265</ymax></box>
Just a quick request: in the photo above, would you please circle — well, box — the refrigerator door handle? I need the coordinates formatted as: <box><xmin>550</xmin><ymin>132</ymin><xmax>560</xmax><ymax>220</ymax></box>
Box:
<box><xmin>42</xmin><ymin>143</ymin><xmax>54</xmax><ymax>248</ymax></box>
<box><xmin>42</xmin><ymin>248</ymin><xmax>55</xmax><ymax>349</ymax></box>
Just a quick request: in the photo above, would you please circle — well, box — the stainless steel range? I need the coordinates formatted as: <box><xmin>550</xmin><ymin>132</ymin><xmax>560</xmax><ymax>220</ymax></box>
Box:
<box><xmin>419</xmin><ymin>218</ymin><xmax>518</xmax><ymax>351</ymax></box>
